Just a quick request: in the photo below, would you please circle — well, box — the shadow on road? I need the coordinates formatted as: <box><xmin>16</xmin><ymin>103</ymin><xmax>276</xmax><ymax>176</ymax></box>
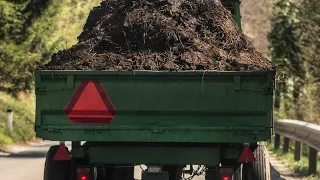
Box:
<box><xmin>0</xmin><ymin>151</ymin><xmax>47</xmax><ymax>159</ymax></box>
<box><xmin>271</xmin><ymin>163</ymin><xmax>286</xmax><ymax>180</ymax></box>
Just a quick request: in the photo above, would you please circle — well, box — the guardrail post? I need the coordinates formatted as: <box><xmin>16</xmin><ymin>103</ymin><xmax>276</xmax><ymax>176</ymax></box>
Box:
<box><xmin>283</xmin><ymin>137</ymin><xmax>289</xmax><ymax>153</ymax></box>
<box><xmin>308</xmin><ymin>147</ymin><xmax>318</xmax><ymax>175</ymax></box>
<box><xmin>274</xmin><ymin>133</ymin><xmax>280</xmax><ymax>149</ymax></box>
<box><xmin>6</xmin><ymin>108</ymin><xmax>13</xmax><ymax>131</ymax></box>
<box><xmin>294</xmin><ymin>141</ymin><xmax>302</xmax><ymax>161</ymax></box>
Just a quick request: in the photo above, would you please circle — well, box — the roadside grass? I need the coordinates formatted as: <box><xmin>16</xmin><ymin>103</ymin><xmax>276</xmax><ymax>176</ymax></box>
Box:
<box><xmin>0</xmin><ymin>91</ymin><xmax>35</xmax><ymax>147</ymax></box>
<box><xmin>263</xmin><ymin>136</ymin><xmax>320</xmax><ymax>180</ymax></box>
<box><xmin>51</xmin><ymin>0</ymin><xmax>101</xmax><ymax>49</ymax></box>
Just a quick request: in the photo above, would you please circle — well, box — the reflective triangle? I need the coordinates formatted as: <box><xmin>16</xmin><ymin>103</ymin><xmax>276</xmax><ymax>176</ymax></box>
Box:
<box><xmin>53</xmin><ymin>144</ymin><xmax>71</xmax><ymax>161</ymax></box>
<box><xmin>238</xmin><ymin>144</ymin><xmax>257</xmax><ymax>162</ymax></box>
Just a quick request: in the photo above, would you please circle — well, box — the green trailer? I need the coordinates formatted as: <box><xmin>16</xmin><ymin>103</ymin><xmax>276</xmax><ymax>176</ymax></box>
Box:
<box><xmin>35</xmin><ymin>1</ymin><xmax>276</xmax><ymax>180</ymax></box>
<box><xmin>35</xmin><ymin>70</ymin><xmax>275</xmax><ymax>180</ymax></box>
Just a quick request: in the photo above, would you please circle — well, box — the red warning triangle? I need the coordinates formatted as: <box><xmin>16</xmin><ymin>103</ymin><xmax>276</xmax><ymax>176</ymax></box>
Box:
<box><xmin>53</xmin><ymin>144</ymin><xmax>71</xmax><ymax>161</ymax></box>
<box><xmin>238</xmin><ymin>144</ymin><xmax>257</xmax><ymax>162</ymax></box>
<box><xmin>64</xmin><ymin>80</ymin><xmax>116</xmax><ymax>125</ymax></box>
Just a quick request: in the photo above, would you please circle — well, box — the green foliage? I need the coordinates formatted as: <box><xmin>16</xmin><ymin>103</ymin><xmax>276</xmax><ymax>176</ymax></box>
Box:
<box><xmin>299</xmin><ymin>0</ymin><xmax>320</xmax><ymax>80</ymax></box>
<box><xmin>269</xmin><ymin>0</ymin><xmax>320</xmax><ymax>123</ymax></box>
<box><xmin>50</xmin><ymin>0</ymin><xmax>101</xmax><ymax>48</ymax></box>
<box><xmin>269</xmin><ymin>0</ymin><xmax>304</xmax><ymax>78</ymax></box>
<box><xmin>0</xmin><ymin>0</ymin><xmax>102</xmax><ymax>146</ymax></box>
<box><xmin>0</xmin><ymin>42</ymin><xmax>41</xmax><ymax>93</ymax></box>
<box><xmin>0</xmin><ymin>0</ymin><xmax>63</xmax><ymax>94</ymax></box>
<box><xmin>269</xmin><ymin>0</ymin><xmax>304</xmax><ymax>119</ymax></box>
<box><xmin>265</xmin><ymin>136</ymin><xmax>320</xmax><ymax>179</ymax></box>
<box><xmin>0</xmin><ymin>0</ymin><xmax>101</xmax><ymax>145</ymax></box>
<box><xmin>0</xmin><ymin>1</ymin><xmax>24</xmax><ymax>41</ymax></box>
<box><xmin>0</xmin><ymin>0</ymin><xmax>101</xmax><ymax>95</ymax></box>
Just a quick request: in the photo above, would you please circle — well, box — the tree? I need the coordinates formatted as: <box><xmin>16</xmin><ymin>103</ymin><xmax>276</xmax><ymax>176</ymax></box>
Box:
<box><xmin>268</xmin><ymin>0</ymin><xmax>306</xmax><ymax>119</ymax></box>
<box><xmin>0</xmin><ymin>0</ymin><xmax>62</xmax><ymax>94</ymax></box>
<box><xmin>269</xmin><ymin>0</ymin><xmax>320</xmax><ymax>122</ymax></box>
<box><xmin>299</xmin><ymin>0</ymin><xmax>320</xmax><ymax>81</ymax></box>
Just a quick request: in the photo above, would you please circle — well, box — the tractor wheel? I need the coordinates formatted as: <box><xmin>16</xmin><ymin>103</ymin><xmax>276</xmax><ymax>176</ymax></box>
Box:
<box><xmin>43</xmin><ymin>145</ymin><xmax>70</xmax><ymax>180</ymax></box>
<box><xmin>242</xmin><ymin>145</ymin><xmax>271</xmax><ymax>180</ymax></box>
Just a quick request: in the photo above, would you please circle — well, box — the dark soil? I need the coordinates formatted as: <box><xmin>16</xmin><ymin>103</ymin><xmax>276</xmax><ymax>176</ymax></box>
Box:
<box><xmin>41</xmin><ymin>0</ymin><xmax>273</xmax><ymax>71</ymax></box>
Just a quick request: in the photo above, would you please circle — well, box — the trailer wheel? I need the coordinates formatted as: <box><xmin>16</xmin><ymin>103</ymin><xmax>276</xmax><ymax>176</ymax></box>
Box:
<box><xmin>44</xmin><ymin>145</ymin><xmax>70</xmax><ymax>180</ymax></box>
<box><xmin>233</xmin><ymin>165</ymin><xmax>242</xmax><ymax>180</ymax></box>
<box><xmin>242</xmin><ymin>145</ymin><xmax>271</xmax><ymax>180</ymax></box>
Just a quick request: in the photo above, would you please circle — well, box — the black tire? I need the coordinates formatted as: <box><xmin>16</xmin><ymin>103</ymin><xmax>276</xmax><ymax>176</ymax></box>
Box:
<box><xmin>44</xmin><ymin>145</ymin><xmax>71</xmax><ymax>180</ymax></box>
<box><xmin>242</xmin><ymin>145</ymin><xmax>271</xmax><ymax>180</ymax></box>
<box><xmin>233</xmin><ymin>165</ymin><xmax>242</xmax><ymax>180</ymax></box>
<box><xmin>242</xmin><ymin>163</ymin><xmax>252</xmax><ymax>180</ymax></box>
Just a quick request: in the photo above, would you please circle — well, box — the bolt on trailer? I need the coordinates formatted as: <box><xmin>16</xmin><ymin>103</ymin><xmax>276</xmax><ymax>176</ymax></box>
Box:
<box><xmin>35</xmin><ymin>1</ymin><xmax>275</xmax><ymax>180</ymax></box>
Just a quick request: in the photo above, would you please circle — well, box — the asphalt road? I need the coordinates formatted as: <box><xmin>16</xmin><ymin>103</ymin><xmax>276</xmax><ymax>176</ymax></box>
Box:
<box><xmin>0</xmin><ymin>141</ymin><xmax>295</xmax><ymax>180</ymax></box>
<box><xmin>0</xmin><ymin>141</ymin><xmax>53</xmax><ymax>180</ymax></box>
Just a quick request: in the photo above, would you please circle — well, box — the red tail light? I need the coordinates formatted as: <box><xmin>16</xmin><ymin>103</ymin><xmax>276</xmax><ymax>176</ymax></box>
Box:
<box><xmin>220</xmin><ymin>167</ymin><xmax>233</xmax><ymax>180</ymax></box>
<box><xmin>77</xmin><ymin>168</ymin><xmax>90</xmax><ymax>180</ymax></box>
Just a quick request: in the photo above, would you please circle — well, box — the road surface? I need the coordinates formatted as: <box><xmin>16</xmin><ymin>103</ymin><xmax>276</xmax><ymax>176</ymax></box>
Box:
<box><xmin>0</xmin><ymin>141</ymin><xmax>299</xmax><ymax>180</ymax></box>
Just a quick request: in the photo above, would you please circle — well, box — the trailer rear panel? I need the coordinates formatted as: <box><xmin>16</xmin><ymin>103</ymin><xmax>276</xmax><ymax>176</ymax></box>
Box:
<box><xmin>35</xmin><ymin>70</ymin><xmax>275</xmax><ymax>143</ymax></box>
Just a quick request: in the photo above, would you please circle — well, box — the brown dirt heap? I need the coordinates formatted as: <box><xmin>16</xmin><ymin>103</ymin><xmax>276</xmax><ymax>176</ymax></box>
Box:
<box><xmin>41</xmin><ymin>0</ymin><xmax>273</xmax><ymax>71</ymax></box>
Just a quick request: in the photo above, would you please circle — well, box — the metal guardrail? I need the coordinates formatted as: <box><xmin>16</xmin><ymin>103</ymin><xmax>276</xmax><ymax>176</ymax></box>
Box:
<box><xmin>274</xmin><ymin>119</ymin><xmax>320</xmax><ymax>151</ymax></box>
<box><xmin>273</xmin><ymin>119</ymin><xmax>320</xmax><ymax>175</ymax></box>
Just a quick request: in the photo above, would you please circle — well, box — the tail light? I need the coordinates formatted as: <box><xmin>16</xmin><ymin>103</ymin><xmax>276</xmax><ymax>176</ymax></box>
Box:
<box><xmin>81</xmin><ymin>177</ymin><xmax>88</xmax><ymax>180</ymax></box>
<box><xmin>77</xmin><ymin>168</ymin><xmax>90</xmax><ymax>180</ymax></box>
<box><xmin>220</xmin><ymin>167</ymin><xmax>233</xmax><ymax>180</ymax></box>
<box><xmin>222</xmin><ymin>176</ymin><xmax>231</xmax><ymax>180</ymax></box>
